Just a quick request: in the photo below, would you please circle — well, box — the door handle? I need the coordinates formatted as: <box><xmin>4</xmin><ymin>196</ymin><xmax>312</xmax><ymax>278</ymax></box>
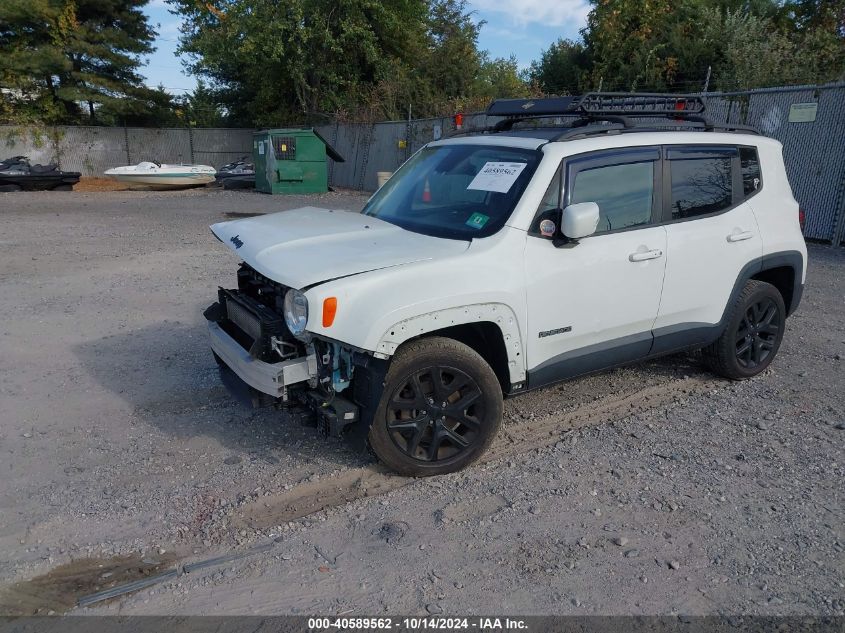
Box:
<box><xmin>727</xmin><ymin>231</ymin><xmax>754</xmax><ymax>242</ymax></box>
<box><xmin>628</xmin><ymin>249</ymin><xmax>663</xmax><ymax>262</ymax></box>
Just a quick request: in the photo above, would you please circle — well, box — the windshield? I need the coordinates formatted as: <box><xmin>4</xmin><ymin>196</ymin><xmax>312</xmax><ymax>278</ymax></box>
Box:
<box><xmin>362</xmin><ymin>144</ymin><xmax>541</xmax><ymax>239</ymax></box>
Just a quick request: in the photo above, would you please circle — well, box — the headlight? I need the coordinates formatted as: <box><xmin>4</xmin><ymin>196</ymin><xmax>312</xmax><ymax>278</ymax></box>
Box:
<box><xmin>283</xmin><ymin>289</ymin><xmax>308</xmax><ymax>335</ymax></box>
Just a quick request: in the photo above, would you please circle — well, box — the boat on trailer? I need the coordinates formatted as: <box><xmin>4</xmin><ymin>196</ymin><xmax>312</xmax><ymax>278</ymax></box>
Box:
<box><xmin>104</xmin><ymin>161</ymin><xmax>216</xmax><ymax>190</ymax></box>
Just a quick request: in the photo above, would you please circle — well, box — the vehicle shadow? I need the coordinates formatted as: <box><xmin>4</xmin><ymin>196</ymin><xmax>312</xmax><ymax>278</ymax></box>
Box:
<box><xmin>72</xmin><ymin>320</ymin><xmax>373</xmax><ymax>470</ymax></box>
<box><xmin>73</xmin><ymin>319</ymin><xmax>712</xmax><ymax>475</ymax></box>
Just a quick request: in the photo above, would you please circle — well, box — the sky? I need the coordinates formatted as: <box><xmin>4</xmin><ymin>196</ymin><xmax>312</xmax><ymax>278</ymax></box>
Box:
<box><xmin>139</xmin><ymin>0</ymin><xmax>591</xmax><ymax>95</ymax></box>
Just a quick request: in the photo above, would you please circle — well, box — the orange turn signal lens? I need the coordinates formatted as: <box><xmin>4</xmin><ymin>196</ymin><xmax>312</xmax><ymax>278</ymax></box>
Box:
<box><xmin>322</xmin><ymin>297</ymin><xmax>338</xmax><ymax>327</ymax></box>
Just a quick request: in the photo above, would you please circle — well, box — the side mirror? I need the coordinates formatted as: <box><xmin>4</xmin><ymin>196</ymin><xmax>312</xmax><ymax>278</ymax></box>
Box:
<box><xmin>562</xmin><ymin>202</ymin><xmax>600</xmax><ymax>239</ymax></box>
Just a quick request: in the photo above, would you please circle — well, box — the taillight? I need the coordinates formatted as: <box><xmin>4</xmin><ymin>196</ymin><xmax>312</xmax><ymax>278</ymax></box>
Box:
<box><xmin>798</xmin><ymin>208</ymin><xmax>806</xmax><ymax>233</ymax></box>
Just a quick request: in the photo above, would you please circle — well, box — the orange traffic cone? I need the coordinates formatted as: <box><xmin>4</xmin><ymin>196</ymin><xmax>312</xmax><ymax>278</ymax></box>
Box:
<box><xmin>422</xmin><ymin>178</ymin><xmax>431</xmax><ymax>203</ymax></box>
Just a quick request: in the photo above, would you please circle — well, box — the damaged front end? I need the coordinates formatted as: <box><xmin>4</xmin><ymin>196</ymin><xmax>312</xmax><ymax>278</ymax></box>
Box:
<box><xmin>203</xmin><ymin>262</ymin><xmax>372</xmax><ymax>438</ymax></box>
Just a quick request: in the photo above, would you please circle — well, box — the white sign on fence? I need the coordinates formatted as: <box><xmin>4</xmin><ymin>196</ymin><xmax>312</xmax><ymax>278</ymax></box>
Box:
<box><xmin>788</xmin><ymin>102</ymin><xmax>818</xmax><ymax>123</ymax></box>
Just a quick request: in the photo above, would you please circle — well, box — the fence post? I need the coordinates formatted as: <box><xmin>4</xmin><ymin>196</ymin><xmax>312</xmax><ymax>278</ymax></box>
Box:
<box><xmin>356</xmin><ymin>124</ymin><xmax>374</xmax><ymax>191</ymax></box>
<box><xmin>833</xmin><ymin>172</ymin><xmax>845</xmax><ymax>245</ymax></box>
<box><xmin>405</xmin><ymin>104</ymin><xmax>412</xmax><ymax>163</ymax></box>
<box><xmin>123</xmin><ymin>123</ymin><xmax>130</xmax><ymax>165</ymax></box>
<box><xmin>328</xmin><ymin>120</ymin><xmax>339</xmax><ymax>186</ymax></box>
<box><xmin>831</xmin><ymin>90</ymin><xmax>845</xmax><ymax>245</ymax></box>
<box><xmin>188</xmin><ymin>125</ymin><xmax>195</xmax><ymax>164</ymax></box>
<box><xmin>51</xmin><ymin>126</ymin><xmax>62</xmax><ymax>170</ymax></box>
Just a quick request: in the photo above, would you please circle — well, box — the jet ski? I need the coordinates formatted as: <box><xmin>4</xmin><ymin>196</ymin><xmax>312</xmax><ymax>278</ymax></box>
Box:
<box><xmin>216</xmin><ymin>157</ymin><xmax>255</xmax><ymax>190</ymax></box>
<box><xmin>104</xmin><ymin>161</ymin><xmax>216</xmax><ymax>190</ymax></box>
<box><xmin>0</xmin><ymin>156</ymin><xmax>81</xmax><ymax>192</ymax></box>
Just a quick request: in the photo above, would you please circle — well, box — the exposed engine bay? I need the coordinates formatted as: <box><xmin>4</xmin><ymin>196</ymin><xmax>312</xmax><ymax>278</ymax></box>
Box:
<box><xmin>203</xmin><ymin>263</ymin><xmax>376</xmax><ymax>438</ymax></box>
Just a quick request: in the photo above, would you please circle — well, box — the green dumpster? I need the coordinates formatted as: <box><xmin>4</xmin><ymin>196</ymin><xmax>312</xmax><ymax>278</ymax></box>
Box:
<box><xmin>253</xmin><ymin>128</ymin><xmax>345</xmax><ymax>195</ymax></box>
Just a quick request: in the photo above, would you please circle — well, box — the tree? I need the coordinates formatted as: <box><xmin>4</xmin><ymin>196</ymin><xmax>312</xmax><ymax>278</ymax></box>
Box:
<box><xmin>775</xmin><ymin>0</ymin><xmax>845</xmax><ymax>83</ymax></box>
<box><xmin>528</xmin><ymin>38</ymin><xmax>591</xmax><ymax>94</ymax></box>
<box><xmin>476</xmin><ymin>54</ymin><xmax>532</xmax><ymax>99</ymax></box>
<box><xmin>421</xmin><ymin>0</ymin><xmax>484</xmax><ymax>101</ymax></box>
<box><xmin>169</xmin><ymin>0</ymin><xmax>530</xmax><ymax>123</ymax></box>
<box><xmin>169</xmin><ymin>0</ymin><xmax>431</xmax><ymax>124</ymax></box>
<box><xmin>0</xmin><ymin>0</ymin><xmax>158</xmax><ymax>124</ymax></box>
<box><xmin>179</xmin><ymin>80</ymin><xmax>227</xmax><ymax>127</ymax></box>
<box><xmin>576</xmin><ymin>0</ymin><xmax>844</xmax><ymax>92</ymax></box>
<box><xmin>698</xmin><ymin>8</ymin><xmax>799</xmax><ymax>90</ymax></box>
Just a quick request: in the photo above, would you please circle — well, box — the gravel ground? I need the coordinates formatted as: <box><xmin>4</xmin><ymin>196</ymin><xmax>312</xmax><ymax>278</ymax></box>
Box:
<box><xmin>0</xmin><ymin>188</ymin><xmax>842</xmax><ymax>617</ymax></box>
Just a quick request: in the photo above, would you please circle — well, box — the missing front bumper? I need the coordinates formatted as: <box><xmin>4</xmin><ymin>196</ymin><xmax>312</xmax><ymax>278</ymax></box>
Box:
<box><xmin>207</xmin><ymin>320</ymin><xmax>315</xmax><ymax>399</ymax></box>
<box><xmin>208</xmin><ymin>321</ymin><xmax>361</xmax><ymax>438</ymax></box>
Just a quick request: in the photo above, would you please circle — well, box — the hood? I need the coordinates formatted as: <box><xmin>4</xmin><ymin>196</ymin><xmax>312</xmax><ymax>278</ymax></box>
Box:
<box><xmin>210</xmin><ymin>207</ymin><xmax>470</xmax><ymax>288</ymax></box>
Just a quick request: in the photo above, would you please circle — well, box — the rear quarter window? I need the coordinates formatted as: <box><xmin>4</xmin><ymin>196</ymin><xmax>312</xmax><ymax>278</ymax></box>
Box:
<box><xmin>739</xmin><ymin>146</ymin><xmax>762</xmax><ymax>197</ymax></box>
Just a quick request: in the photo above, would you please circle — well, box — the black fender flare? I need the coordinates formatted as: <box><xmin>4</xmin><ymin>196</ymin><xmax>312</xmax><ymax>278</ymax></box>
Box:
<box><xmin>732</xmin><ymin>250</ymin><xmax>805</xmax><ymax>317</ymax></box>
<box><xmin>649</xmin><ymin>249</ymin><xmax>805</xmax><ymax>357</ymax></box>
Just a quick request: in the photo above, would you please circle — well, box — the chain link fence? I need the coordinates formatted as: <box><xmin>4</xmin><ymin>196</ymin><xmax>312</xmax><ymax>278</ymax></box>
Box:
<box><xmin>2</xmin><ymin>82</ymin><xmax>843</xmax><ymax>243</ymax></box>
<box><xmin>704</xmin><ymin>83</ymin><xmax>845</xmax><ymax>244</ymax></box>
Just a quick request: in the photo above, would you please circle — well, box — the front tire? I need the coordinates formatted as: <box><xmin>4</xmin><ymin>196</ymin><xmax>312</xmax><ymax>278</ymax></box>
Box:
<box><xmin>704</xmin><ymin>280</ymin><xmax>786</xmax><ymax>380</ymax></box>
<box><xmin>368</xmin><ymin>337</ymin><xmax>503</xmax><ymax>476</ymax></box>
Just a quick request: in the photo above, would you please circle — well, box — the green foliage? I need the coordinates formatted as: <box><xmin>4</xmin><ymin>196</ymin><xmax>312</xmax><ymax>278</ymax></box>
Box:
<box><xmin>528</xmin><ymin>39</ymin><xmax>591</xmax><ymax>94</ymax></box>
<box><xmin>168</xmin><ymin>0</ymin><xmax>532</xmax><ymax>123</ymax></box>
<box><xmin>476</xmin><ymin>54</ymin><xmax>534</xmax><ymax>99</ymax></box>
<box><xmin>179</xmin><ymin>80</ymin><xmax>226</xmax><ymax>127</ymax></box>
<box><xmin>0</xmin><ymin>0</ymin><xmax>160</xmax><ymax>124</ymax></box>
<box><xmin>530</xmin><ymin>0</ymin><xmax>845</xmax><ymax>93</ymax></box>
<box><xmin>4</xmin><ymin>0</ymin><xmax>841</xmax><ymax>127</ymax></box>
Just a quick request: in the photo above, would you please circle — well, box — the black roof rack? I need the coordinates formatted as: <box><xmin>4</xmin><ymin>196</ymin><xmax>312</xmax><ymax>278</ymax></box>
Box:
<box><xmin>448</xmin><ymin>92</ymin><xmax>759</xmax><ymax>139</ymax></box>
<box><xmin>487</xmin><ymin>92</ymin><xmax>706</xmax><ymax>118</ymax></box>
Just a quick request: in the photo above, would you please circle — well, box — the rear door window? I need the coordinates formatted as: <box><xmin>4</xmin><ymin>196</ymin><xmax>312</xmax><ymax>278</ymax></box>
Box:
<box><xmin>667</xmin><ymin>147</ymin><xmax>737</xmax><ymax>219</ymax></box>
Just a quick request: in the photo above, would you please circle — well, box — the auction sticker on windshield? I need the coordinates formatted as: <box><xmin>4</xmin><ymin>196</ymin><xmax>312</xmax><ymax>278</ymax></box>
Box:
<box><xmin>467</xmin><ymin>162</ymin><xmax>527</xmax><ymax>193</ymax></box>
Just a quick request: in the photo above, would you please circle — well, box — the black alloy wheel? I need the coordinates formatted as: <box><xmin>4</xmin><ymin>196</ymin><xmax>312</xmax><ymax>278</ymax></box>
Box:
<box><xmin>703</xmin><ymin>280</ymin><xmax>786</xmax><ymax>380</ymax></box>
<box><xmin>368</xmin><ymin>337</ymin><xmax>503</xmax><ymax>476</ymax></box>
<box><xmin>386</xmin><ymin>365</ymin><xmax>483</xmax><ymax>462</ymax></box>
<box><xmin>735</xmin><ymin>296</ymin><xmax>781</xmax><ymax>369</ymax></box>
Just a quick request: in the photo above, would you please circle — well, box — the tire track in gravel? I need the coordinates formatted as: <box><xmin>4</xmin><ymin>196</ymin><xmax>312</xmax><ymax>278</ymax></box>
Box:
<box><xmin>235</xmin><ymin>371</ymin><xmax>723</xmax><ymax>530</ymax></box>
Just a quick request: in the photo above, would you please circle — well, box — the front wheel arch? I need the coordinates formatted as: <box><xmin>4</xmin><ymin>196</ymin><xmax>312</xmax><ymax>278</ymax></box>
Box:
<box><xmin>374</xmin><ymin>303</ymin><xmax>526</xmax><ymax>387</ymax></box>
<box><xmin>401</xmin><ymin>323</ymin><xmax>511</xmax><ymax>396</ymax></box>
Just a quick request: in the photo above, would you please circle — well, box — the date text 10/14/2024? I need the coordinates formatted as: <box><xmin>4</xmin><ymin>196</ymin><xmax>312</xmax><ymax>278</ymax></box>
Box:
<box><xmin>308</xmin><ymin>617</ymin><xmax>529</xmax><ymax>631</ymax></box>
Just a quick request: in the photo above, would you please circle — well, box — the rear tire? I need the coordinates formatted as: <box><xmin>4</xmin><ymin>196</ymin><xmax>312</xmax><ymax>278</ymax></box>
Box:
<box><xmin>368</xmin><ymin>337</ymin><xmax>503</xmax><ymax>476</ymax></box>
<box><xmin>703</xmin><ymin>280</ymin><xmax>785</xmax><ymax>380</ymax></box>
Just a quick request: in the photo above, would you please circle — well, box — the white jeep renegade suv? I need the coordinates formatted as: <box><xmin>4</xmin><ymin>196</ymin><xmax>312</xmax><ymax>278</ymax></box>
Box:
<box><xmin>204</xmin><ymin>94</ymin><xmax>806</xmax><ymax>476</ymax></box>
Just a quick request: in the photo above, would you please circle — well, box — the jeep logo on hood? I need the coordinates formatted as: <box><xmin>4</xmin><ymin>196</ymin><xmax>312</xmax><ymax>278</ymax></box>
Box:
<box><xmin>230</xmin><ymin>234</ymin><xmax>244</xmax><ymax>249</ymax></box>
